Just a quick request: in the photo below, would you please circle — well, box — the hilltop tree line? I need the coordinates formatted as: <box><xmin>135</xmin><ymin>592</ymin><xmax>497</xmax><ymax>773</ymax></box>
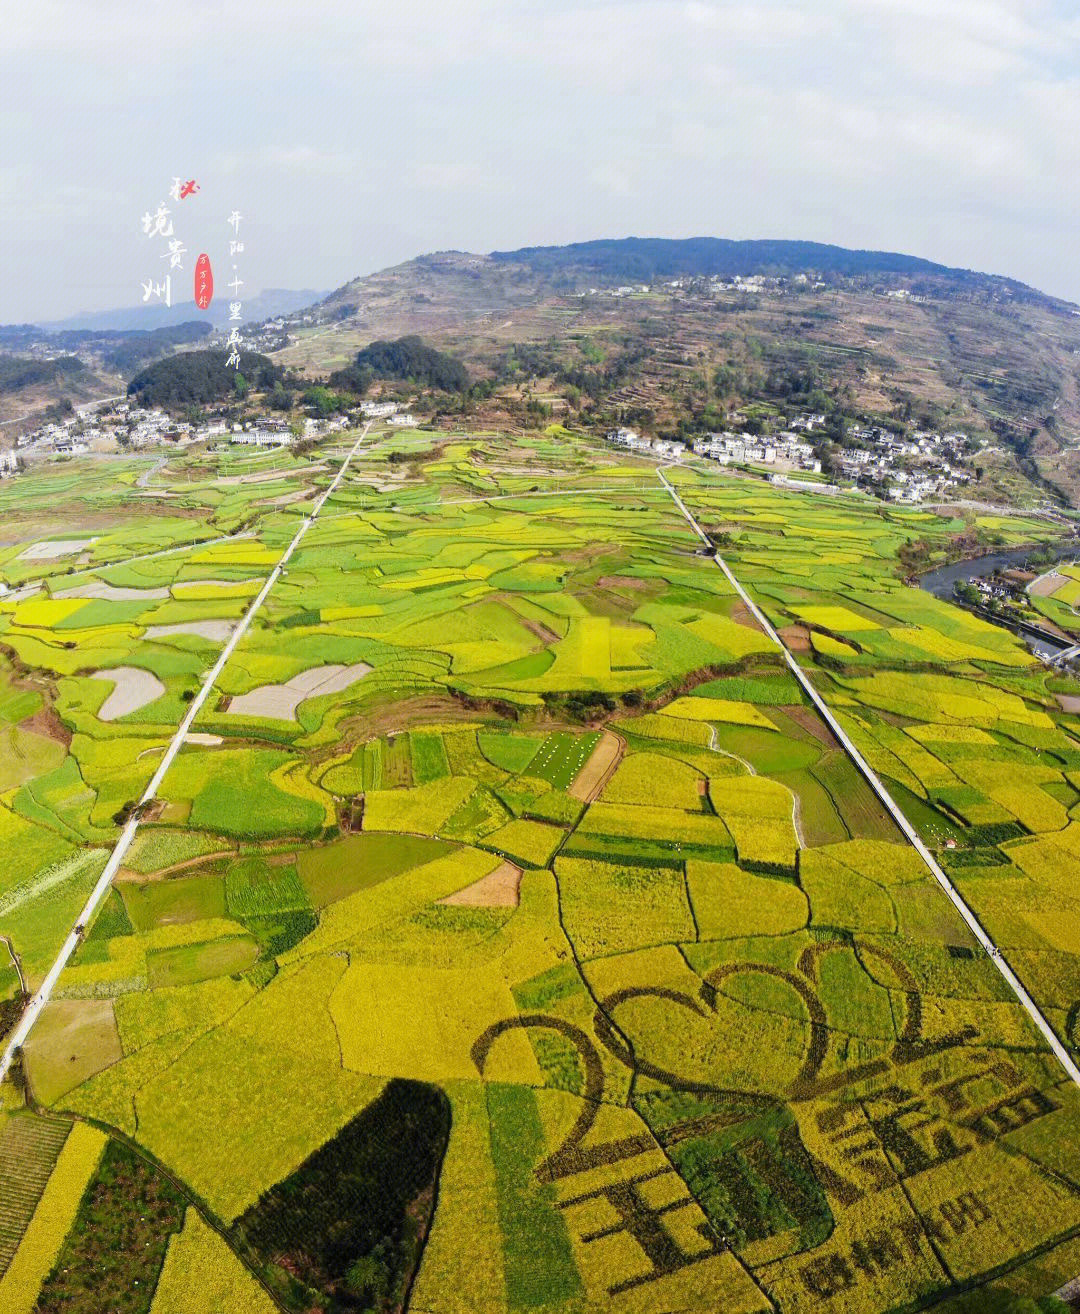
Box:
<box><xmin>103</xmin><ymin>321</ymin><xmax>212</xmax><ymax>374</ymax></box>
<box><xmin>124</xmin><ymin>335</ymin><xmax>473</xmax><ymax>415</ymax></box>
<box><xmin>0</xmin><ymin>354</ymin><xmax>84</xmax><ymax>395</ymax></box>
<box><xmin>127</xmin><ymin>349</ymin><xmax>282</xmax><ymax>406</ymax></box>
<box><xmin>330</xmin><ymin>335</ymin><xmax>470</xmax><ymax>394</ymax></box>
<box><xmin>491</xmin><ymin>236</ymin><xmax>957</xmax><ymax>283</ymax></box>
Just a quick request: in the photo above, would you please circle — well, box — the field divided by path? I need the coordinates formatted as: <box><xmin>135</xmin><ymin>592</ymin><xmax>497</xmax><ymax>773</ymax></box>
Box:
<box><xmin>0</xmin><ymin>423</ymin><xmax>372</xmax><ymax>1083</ymax></box>
<box><xmin>656</xmin><ymin>462</ymin><xmax>1080</xmax><ymax>1089</ymax></box>
<box><xmin>6</xmin><ymin>428</ymin><xmax>1080</xmax><ymax>1313</ymax></box>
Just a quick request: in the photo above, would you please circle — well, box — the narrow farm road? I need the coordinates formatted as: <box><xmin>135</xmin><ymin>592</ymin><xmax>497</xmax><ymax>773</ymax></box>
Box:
<box><xmin>657</xmin><ymin>464</ymin><xmax>1080</xmax><ymax>1090</ymax></box>
<box><xmin>135</xmin><ymin>456</ymin><xmax>168</xmax><ymax>488</ymax></box>
<box><xmin>0</xmin><ymin>422</ymin><xmax>372</xmax><ymax>1084</ymax></box>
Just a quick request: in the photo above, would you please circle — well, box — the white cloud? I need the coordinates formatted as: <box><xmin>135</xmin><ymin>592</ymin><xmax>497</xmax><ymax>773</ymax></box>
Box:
<box><xmin>2</xmin><ymin>0</ymin><xmax>1079</xmax><ymax>318</ymax></box>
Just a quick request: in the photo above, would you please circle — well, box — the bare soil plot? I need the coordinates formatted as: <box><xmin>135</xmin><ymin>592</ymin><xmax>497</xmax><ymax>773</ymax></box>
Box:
<box><xmin>1057</xmin><ymin>694</ymin><xmax>1080</xmax><ymax>714</ymax></box>
<box><xmin>145</xmin><ymin>620</ymin><xmax>234</xmax><ymax>642</ymax></box>
<box><xmin>227</xmin><ymin>662</ymin><xmax>373</xmax><ymax>722</ymax></box>
<box><xmin>23</xmin><ymin>998</ymin><xmax>123</xmax><ymax>1104</ymax></box>
<box><xmin>1029</xmin><ymin>571</ymin><xmax>1065</xmax><ymax>597</ymax></box>
<box><xmin>258</xmin><ymin>489</ymin><xmax>313</xmax><ymax>507</ymax></box>
<box><xmin>91</xmin><ymin>667</ymin><xmax>166</xmax><ymax>720</ymax></box>
<box><xmin>214</xmin><ymin>464</ymin><xmax>328</xmax><ymax>487</ymax></box>
<box><xmin>521</xmin><ymin>617</ymin><xmax>560</xmax><ymax>645</ymax></box>
<box><xmin>779</xmin><ymin>623</ymin><xmax>812</xmax><ymax>652</ymax></box>
<box><xmin>598</xmin><ymin>575</ymin><xmax>649</xmax><ymax>591</ymax></box>
<box><xmin>55</xmin><ymin>581</ymin><xmax>170</xmax><ymax>601</ymax></box>
<box><xmin>22</xmin><ymin>702</ymin><xmax>72</xmax><ymax>747</ymax></box>
<box><xmin>439</xmin><ymin>860</ymin><xmax>522</xmax><ymax>908</ymax></box>
<box><xmin>783</xmin><ymin>704</ymin><xmax>839</xmax><ymax>747</ymax></box>
<box><xmin>172</xmin><ymin>578</ymin><xmax>262</xmax><ymax>593</ymax></box>
<box><xmin>19</xmin><ymin>537</ymin><xmax>97</xmax><ymax>560</ymax></box>
<box><xmin>569</xmin><ymin>729</ymin><xmax>624</xmax><ymax>802</ymax></box>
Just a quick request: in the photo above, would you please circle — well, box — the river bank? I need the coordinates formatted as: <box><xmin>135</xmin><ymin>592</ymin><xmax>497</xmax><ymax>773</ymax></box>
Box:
<box><xmin>917</xmin><ymin>540</ymin><xmax>1078</xmax><ymax>660</ymax></box>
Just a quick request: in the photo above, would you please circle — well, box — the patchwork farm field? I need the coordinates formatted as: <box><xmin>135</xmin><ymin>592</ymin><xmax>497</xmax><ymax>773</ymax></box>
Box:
<box><xmin>3</xmin><ymin>426</ymin><xmax>1080</xmax><ymax>1312</ymax></box>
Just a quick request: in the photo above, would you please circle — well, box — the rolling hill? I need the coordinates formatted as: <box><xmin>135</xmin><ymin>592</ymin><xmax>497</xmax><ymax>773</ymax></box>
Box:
<box><xmin>274</xmin><ymin>237</ymin><xmax>1080</xmax><ymax>505</ymax></box>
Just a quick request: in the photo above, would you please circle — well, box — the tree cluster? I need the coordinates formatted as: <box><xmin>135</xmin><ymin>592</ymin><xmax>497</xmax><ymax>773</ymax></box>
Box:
<box><xmin>103</xmin><ymin>320</ymin><xmax>212</xmax><ymax>373</ymax></box>
<box><xmin>0</xmin><ymin>354</ymin><xmax>84</xmax><ymax>394</ymax></box>
<box><xmin>127</xmin><ymin>349</ymin><xmax>282</xmax><ymax>407</ymax></box>
<box><xmin>345</xmin><ymin>335</ymin><xmax>470</xmax><ymax>392</ymax></box>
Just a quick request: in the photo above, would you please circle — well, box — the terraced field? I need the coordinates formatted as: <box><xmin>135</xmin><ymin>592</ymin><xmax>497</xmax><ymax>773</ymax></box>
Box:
<box><xmin>0</xmin><ymin>1113</ymin><xmax>71</xmax><ymax>1273</ymax></box>
<box><xmin>3</xmin><ymin>427</ymin><xmax>1080</xmax><ymax>1312</ymax></box>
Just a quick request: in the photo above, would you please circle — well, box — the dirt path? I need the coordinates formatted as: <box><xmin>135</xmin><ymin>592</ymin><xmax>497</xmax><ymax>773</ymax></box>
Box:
<box><xmin>135</xmin><ymin>457</ymin><xmax>167</xmax><ymax>489</ymax></box>
<box><xmin>0</xmin><ymin>935</ymin><xmax>27</xmax><ymax>994</ymax></box>
<box><xmin>569</xmin><ymin>730</ymin><xmax>624</xmax><ymax>803</ymax></box>
<box><xmin>114</xmin><ymin>849</ymin><xmax>237</xmax><ymax>882</ymax></box>
<box><xmin>706</xmin><ymin>722</ymin><xmax>756</xmax><ymax>775</ymax></box>
<box><xmin>790</xmin><ymin>790</ymin><xmax>805</xmax><ymax>848</ymax></box>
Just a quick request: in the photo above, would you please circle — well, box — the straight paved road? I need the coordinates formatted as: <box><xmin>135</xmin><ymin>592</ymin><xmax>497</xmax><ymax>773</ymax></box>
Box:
<box><xmin>657</xmin><ymin>464</ymin><xmax>1080</xmax><ymax>1090</ymax></box>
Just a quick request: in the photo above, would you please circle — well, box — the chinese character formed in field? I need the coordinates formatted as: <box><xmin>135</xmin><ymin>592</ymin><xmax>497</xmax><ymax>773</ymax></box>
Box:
<box><xmin>229</xmin><ymin>240</ymin><xmax>244</xmax><ymax>256</ymax></box>
<box><xmin>162</xmin><ymin>238</ymin><xmax>187</xmax><ymax>269</ymax></box>
<box><xmin>225</xmin><ymin>348</ymin><xmax>241</xmax><ymax>369</ymax></box>
<box><xmin>227</xmin><ymin>210</ymin><xmax>242</xmax><ymax>234</ymax></box>
<box><xmin>140</xmin><ymin>276</ymin><xmax>171</xmax><ymax>307</ymax></box>
<box><xmin>141</xmin><ymin>203</ymin><xmax>173</xmax><ymax>238</ymax></box>
<box><xmin>228</xmin><ymin>301</ymin><xmax>243</xmax><ymax>321</ymax></box>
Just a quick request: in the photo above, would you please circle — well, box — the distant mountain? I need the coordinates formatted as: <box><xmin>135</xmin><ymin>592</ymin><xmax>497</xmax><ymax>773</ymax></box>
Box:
<box><xmin>39</xmin><ymin>288</ymin><xmax>328</xmax><ymax>333</ymax></box>
<box><xmin>489</xmin><ymin>237</ymin><xmax>1062</xmax><ymax>305</ymax></box>
<box><xmin>284</xmin><ymin>236</ymin><xmax>1080</xmax><ymax>508</ymax></box>
<box><xmin>310</xmin><ymin>238</ymin><xmax>1072</xmax><ymax>337</ymax></box>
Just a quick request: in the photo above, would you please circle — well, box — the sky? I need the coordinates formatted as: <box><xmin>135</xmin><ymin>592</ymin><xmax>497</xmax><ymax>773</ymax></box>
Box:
<box><xmin>3</xmin><ymin>0</ymin><xmax>1080</xmax><ymax>320</ymax></box>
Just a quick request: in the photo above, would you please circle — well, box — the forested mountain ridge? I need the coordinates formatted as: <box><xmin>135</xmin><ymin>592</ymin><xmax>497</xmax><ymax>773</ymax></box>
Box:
<box><xmin>491</xmin><ymin>235</ymin><xmax>1063</xmax><ymax>303</ymax></box>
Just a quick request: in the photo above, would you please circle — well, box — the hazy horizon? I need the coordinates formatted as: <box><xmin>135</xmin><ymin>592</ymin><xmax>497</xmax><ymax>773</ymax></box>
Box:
<box><xmin>4</xmin><ymin>0</ymin><xmax>1079</xmax><ymax>320</ymax></box>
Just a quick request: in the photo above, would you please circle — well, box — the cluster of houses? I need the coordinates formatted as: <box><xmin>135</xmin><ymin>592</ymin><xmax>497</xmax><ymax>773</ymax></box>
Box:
<box><xmin>15</xmin><ymin>401</ymin><xmax>177</xmax><ymax>455</ymax></box>
<box><xmin>360</xmin><ymin>400</ymin><xmax>418</xmax><ymax>426</ymax></box>
<box><xmin>225</xmin><ymin>414</ymin><xmax>355</xmax><ymax>447</ymax></box>
<box><xmin>8</xmin><ymin>392</ymin><xmax>422</xmax><ymax>470</ymax></box>
<box><xmin>604</xmin><ymin>428</ymin><xmax>686</xmax><ymax>461</ymax></box>
<box><xmin>604</xmin><ymin>424</ymin><xmax>822</xmax><ymax>471</ymax></box>
<box><xmin>9</xmin><ymin>403</ymin><xmax>317</xmax><ymax>463</ymax></box>
<box><xmin>840</xmin><ymin>425</ymin><xmax>974</xmax><ymax>503</ymax></box>
<box><xmin>580</xmin><ymin>273</ymin><xmax>840</xmax><ymax>301</ymax></box>
<box><xmin>691</xmin><ymin>431</ymin><xmax>823</xmax><ymax>473</ymax></box>
<box><xmin>605</xmin><ymin>413</ymin><xmax>978</xmax><ymax>506</ymax></box>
